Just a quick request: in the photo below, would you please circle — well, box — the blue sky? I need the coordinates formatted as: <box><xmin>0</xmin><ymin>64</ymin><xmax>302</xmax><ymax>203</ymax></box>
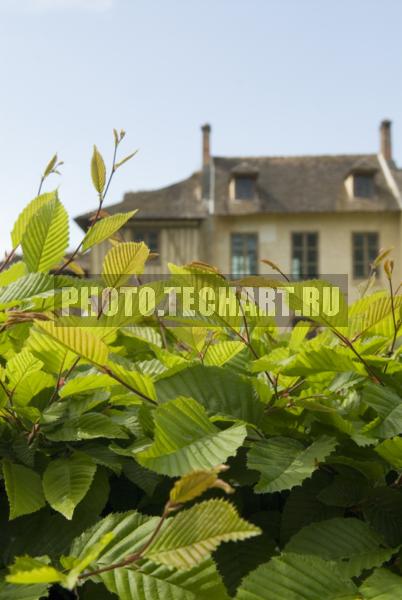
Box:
<box><xmin>0</xmin><ymin>0</ymin><xmax>401</xmax><ymax>251</ymax></box>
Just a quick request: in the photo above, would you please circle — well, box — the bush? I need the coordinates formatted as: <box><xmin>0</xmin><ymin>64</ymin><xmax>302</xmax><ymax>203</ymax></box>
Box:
<box><xmin>0</xmin><ymin>135</ymin><xmax>401</xmax><ymax>599</ymax></box>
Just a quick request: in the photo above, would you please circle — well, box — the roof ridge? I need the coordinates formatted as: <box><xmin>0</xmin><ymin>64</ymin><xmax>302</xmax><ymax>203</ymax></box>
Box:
<box><xmin>213</xmin><ymin>153</ymin><xmax>378</xmax><ymax>161</ymax></box>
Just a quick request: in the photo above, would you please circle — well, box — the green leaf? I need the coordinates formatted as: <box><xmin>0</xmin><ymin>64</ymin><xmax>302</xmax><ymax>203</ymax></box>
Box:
<box><xmin>45</xmin><ymin>413</ymin><xmax>128</xmax><ymax>441</ymax></box>
<box><xmin>91</xmin><ymin>145</ymin><xmax>106</xmax><ymax>195</ymax></box>
<box><xmin>248</xmin><ymin>435</ymin><xmax>337</xmax><ymax>493</ymax></box>
<box><xmin>0</xmin><ymin>580</ymin><xmax>48</xmax><ymax>600</ymax></box>
<box><xmin>6</xmin><ymin>557</ymin><xmax>63</xmax><ymax>585</ymax></box>
<box><xmin>363</xmin><ymin>487</ymin><xmax>402</xmax><ymax>547</ymax></box>
<box><xmin>82</xmin><ymin>210</ymin><xmax>138</xmax><ymax>252</ymax></box>
<box><xmin>156</xmin><ymin>364</ymin><xmax>263</xmax><ymax>425</ymax></box>
<box><xmin>42</xmin><ymin>453</ymin><xmax>96</xmax><ymax>520</ymax></box>
<box><xmin>280</xmin><ymin>472</ymin><xmax>342</xmax><ymax>545</ymax></box>
<box><xmin>11</xmin><ymin>191</ymin><xmax>57</xmax><ymax>247</ymax></box>
<box><xmin>363</xmin><ymin>383</ymin><xmax>402</xmax><ymax>439</ymax></box>
<box><xmin>282</xmin><ymin>347</ymin><xmax>357</xmax><ymax>376</ymax></box>
<box><xmin>72</xmin><ymin>512</ymin><xmax>229</xmax><ymax>599</ymax></box>
<box><xmin>64</xmin><ymin>532</ymin><xmax>114</xmax><ymax>590</ymax></box>
<box><xmin>101</xmin><ymin>559</ymin><xmax>229</xmax><ymax>600</ymax></box>
<box><xmin>169</xmin><ymin>468</ymin><xmax>233</xmax><ymax>506</ymax></box>
<box><xmin>26</xmin><ymin>325</ymin><xmax>77</xmax><ymax>375</ymax></box>
<box><xmin>375</xmin><ymin>437</ymin><xmax>402</xmax><ymax>468</ymax></box>
<box><xmin>102</xmin><ymin>241</ymin><xmax>150</xmax><ymax>287</ymax></box>
<box><xmin>214</xmin><ymin>514</ymin><xmax>276</xmax><ymax>596</ymax></box>
<box><xmin>3</xmin><ymin>461</ymin><xmax>46</xmax><ymax>519</ymax></box>
<box><xmin>21</xmin><ymin>198</ymin><xmax>69</xmax><ymax>272</ymax></box>
<box><xmin>285</xmin><ymin>517</ymin><xmax>395</xmax><ymax>578</ymax></box>
<box><xmin>36</xmin><ymin>320</ymin><xmax>109</xmax><ymax>365</ymax></box>
<box><xmin>0</xmin><ymin>262</ymin><xmax>26</xmax><ymax>287</ymax></box>
<box><xmin>114</xmin><ymin>150</ymin><xmax>138</xmax><ymax>170</ymax></box>
<box><xmin>6</xmin><ymin>350</ymin><xmax>43</xmax><ymax>387</ymax></box>
<box><xmin>359</xmin><ymin>568</ymin><xmax>402</xmax><ymax>599</ymax></box>
<box><xmin>0</xmin><ymin>273</ymin><xmax>55</xmax><ymax>309</ymax></box>
<box><xmin>145</xmin><ymin>499</ymin><xmax>261</xmax><ymax>569</ymax></box>
<box><xmin>43</xmin><ymin>153</ymin><xmax>58</xmax><ymax>177</ymax></box>
<box><xmin>235</xmin><ymin>553</ymin><xmax>358</xmax><ymax>600</ymax></box>
<box><xmin>136</xmin><ymin>397</ymin><xmax>247</xmax><ymax>476</ymax></box>
<box><xmin>203</xmin><ymin>341</ymin><xmax>244</xmax><ymax>366</ymax></box>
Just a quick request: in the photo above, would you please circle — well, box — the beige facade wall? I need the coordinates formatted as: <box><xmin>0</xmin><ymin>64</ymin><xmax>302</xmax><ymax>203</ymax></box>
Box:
<box><xmin>210</xmin><ymin>212</ymin><xmax>401</xmax><ymax>302</ymax></box>
<box><xmin>86</xmin><ymin>212</ymin><xmax>401</xmax><ymax>304</ymax></box>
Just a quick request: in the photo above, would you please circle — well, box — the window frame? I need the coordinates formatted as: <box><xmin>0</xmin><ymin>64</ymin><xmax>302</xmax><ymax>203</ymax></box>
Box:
<box><xmin>291</xmin><ymin>232</ymin><xmax>319</xmax><ymax>280</ymax></box>
<box><xmin>353</xmin><ymin>174</ymin><xmax>375</xmax><ymax>199</ymax></box>
<box><xmin>230</xmin><ymin>232</ymin><xmax>259</xmax><ymax>276</ymax></box>
<box><xmin>233</xmin><ymin>176</ymin><xmax>257</xmax><ymax>201</ymax></box>
<box><xmin>352</xmin><ymin>231</ymin><xmax>379</xmax><ymax>279</ymax></box>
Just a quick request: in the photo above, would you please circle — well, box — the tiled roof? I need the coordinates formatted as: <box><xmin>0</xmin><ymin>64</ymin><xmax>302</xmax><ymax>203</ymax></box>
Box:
<box><xmin>213</xmin><ymin>154</ymin><xmax>399</xmax><ymax>214</ymax></box>
<box><xmin>75</xmin><ymin>153</ymin><xmax>401</xmax><ymax>228</ymax></box>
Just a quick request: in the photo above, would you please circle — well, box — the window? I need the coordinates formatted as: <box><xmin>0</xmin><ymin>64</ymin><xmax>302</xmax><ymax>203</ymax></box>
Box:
<box><xmin>231</xmin><ymin>233</ymin><xmax>258</xmax><ymax>275</ymax></box>
<box><xmin>352</xmin><ymin>232</ymin><xmax>379</xmax><ymax>279</ymax></box>
<box><xmin>133</xmin><ymin>230</ymin><xmax>160</xmax><ymax>259</ymax></box>
<box><xmin>291</xmin><ymin>232</ymin><xmax>319</xmax><ymax>279</ymax></box>
<box><xmin>353</xmin><ymin>174</ymin><xmax>374</xmax><ymax>198</ymax></box>
<box><xmin>234</xmin><ymin>176</ymin><xmax>256</xmax><ymax>200</ymax></box>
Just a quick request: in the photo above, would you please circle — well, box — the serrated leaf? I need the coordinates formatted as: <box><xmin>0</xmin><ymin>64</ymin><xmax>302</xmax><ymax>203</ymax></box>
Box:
<box><xmin>363</xmin><ymin>383</ymin><xmax>402</xmax><ymax>439</ymax></box>
<box><xmin>3</xmin><ymin>461</ymin><xmax>46</xmax><ymax>519</ymax></box>
<box><xmin>102</xmin><ymin>241</ymin><xmax>150</xmax><ymax>287</ymax></box>
<box><xmin>359</xmin><ymin>568</ymin><xmax>402</xmax><ymax>599</ymax></box>
<box><xmin>101</xmin><ymin>558</ymin><xmax>229</xmax><ymax>600</ymax></box>
<box><xmin>26</xmin><ymin>326</ymin><xmax>77</xmax><ymax>375</ymax></box>
<box><xmin>203</xmin><ymin>341</ymin><xmax>244</xmax><ymax>366</ymax></box>
<box><xmin>375</xmin><ymin>437</ymin><xmax>402</xmax><ymax>468</ymax></box>
<box><xmin>11</xmin><ymin>191</ymin><xmax>57</xmax><ymax>247</ymax></box>
<box><xmin>21</xmin><ymin>198</ymin><xmax>69</xmax><ymax>273</ymax></box>
<box><xmin>235</xmin><ymin>553</ymin><xmax>358</xmax><ymax>600</ymax></box>
<box><xmin>45</xmin><ymin>413</ymin><xmax>128</xmax><ymax>441</ymax></box>
<box><xmin>136</xmin><ymin>397</ymin><xmax>247</xmax><ymax>476</ymax></box>
<box><xmin>156</xmin><ymin>364</ymin><xmax>263</xmax><ymax>425</ymax></box>
<box><xmin>0</xmin><ymin>272</ymin><xmax>55</xmax><ymax>309</ymax></box>
<box><xmin>42</xmin><ymin>453</ymin><xmax>96</xmax><ymax>520</ymax></box>
<box><xmin>82</xmin><ymin>210</ymin><xmax>138</xmax><ymax>252</ymax></box>
<box><xmin>91</xmin><ymin>146</ymin><xmax>106</xmax><ymax>195</ymax></box>
<box><xmin>169</xmin><ymin>468</ymin><xmax>233</xmax><ymax>506</ymax></box>
<box><xmin>145</xmin><ymin>499</ymin><xmax>261</xmax><ymax>569</ymax></box>
<box><xmin>6</xmin><ymin>557</ymin><xmax>63</xmax><ymax>585</ymax></box>
<box><xmin>0</xmin><ymin>262</ymin><xmax>26</xmax><ymax>287</ymax></box>
<box><xmin>36</xmin><ymin>320</ymin><xmax>109</xmax><ymax>365</ymax></box>
<box><xmin>285</xmin><ymin>517</ymin><xmax>395</xmax><ymax>578</ymax></box>
<box><xmin>248</xmin><ymin>435</ymin><xmax>337</xmax><ymax>493</ymax></box>
<box><xmin>282</xmin><ymin>346</ymin><xmax>357</xmax><ymax>376</ymax></box>
<box><xmin>363</xmin><ymin>487</ymin><xmax>402</xmax><ymax>547</ymax></box>
<box><xmin>0</xmin><ymin>580</ymin><xmax>48</xmax><ymax>600</ymax></box>
<box><xmin>64</xmin><ymin>532</ymin><xmax>114</xmax><ymax>590</ymax></box>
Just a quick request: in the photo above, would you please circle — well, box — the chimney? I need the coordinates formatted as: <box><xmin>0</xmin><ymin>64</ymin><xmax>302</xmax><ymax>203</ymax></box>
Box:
<box><xmin>380</xmin><ymin>119</ymin><xmax>392</xmax><ymax>161</ymax></box>
<box><xmin>201</xmin><ymin>123</ymin><xmax>211</xmax><ymax>167</ymax></box>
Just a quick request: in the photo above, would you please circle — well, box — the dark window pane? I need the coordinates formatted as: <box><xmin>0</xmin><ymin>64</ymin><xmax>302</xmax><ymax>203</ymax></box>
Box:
<box><xmin>353</xmin><ymin>175</ymin><xmax>374</xmax><ymax>198</ymax></box>
<box><xmin>352</xmin><ymin>232</ymin><xmax>379</xmax><ymax>278</ymax></box>
<box><xmin>235</xmin><ymin>177</ymin><xmax>256</xmax><ymax>200</ymax></box>
<box><xmin>231</xmin><ymin>233</ymin><xmax>258</xmax><ymax>275</ymax></box>
<box><xmin>134</xmin><ymin>231</ymin><xmax>160</xmax><ymax>255</ymax></box>
<box><xmin>291</xmin><ymin>232</ymin><xmax>319</xmax><ymax>279</ymax></box>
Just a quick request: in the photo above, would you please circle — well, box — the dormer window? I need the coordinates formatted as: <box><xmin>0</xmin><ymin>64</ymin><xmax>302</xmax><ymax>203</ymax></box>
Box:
<box><xmin>230</xmin><ymin>162</ymin><xmax>259</xmax><ymax>201</ymax></box>
<box><xmin>353</xmin><ymin>174</ymin><xmax>374</xmax><ymax>198</ymax></box>
<box><xmin>235</xmin><ymin>176</ymin><xmax>256</xmax><ymax>200</ymax></box>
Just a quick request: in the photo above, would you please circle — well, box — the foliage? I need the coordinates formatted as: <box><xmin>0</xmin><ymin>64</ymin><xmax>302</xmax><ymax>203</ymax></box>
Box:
<box><xmin>0</xmin><ymin>133</ymin><xmax>401</xmax><ymax>599</ymax></box>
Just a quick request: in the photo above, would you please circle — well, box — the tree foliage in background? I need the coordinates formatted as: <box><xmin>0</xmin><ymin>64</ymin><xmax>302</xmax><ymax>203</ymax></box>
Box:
<box><xmin>0</xmin><ymin>133</ymin><xmax>401</xmax><ymax>599</ymax></box>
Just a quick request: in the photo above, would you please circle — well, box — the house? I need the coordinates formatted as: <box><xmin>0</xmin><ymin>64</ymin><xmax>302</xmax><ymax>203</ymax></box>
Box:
<box><xmin>76</xmin><ymin>120</ymin><xmax>402</xmax><ymax>300</ymax></box>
